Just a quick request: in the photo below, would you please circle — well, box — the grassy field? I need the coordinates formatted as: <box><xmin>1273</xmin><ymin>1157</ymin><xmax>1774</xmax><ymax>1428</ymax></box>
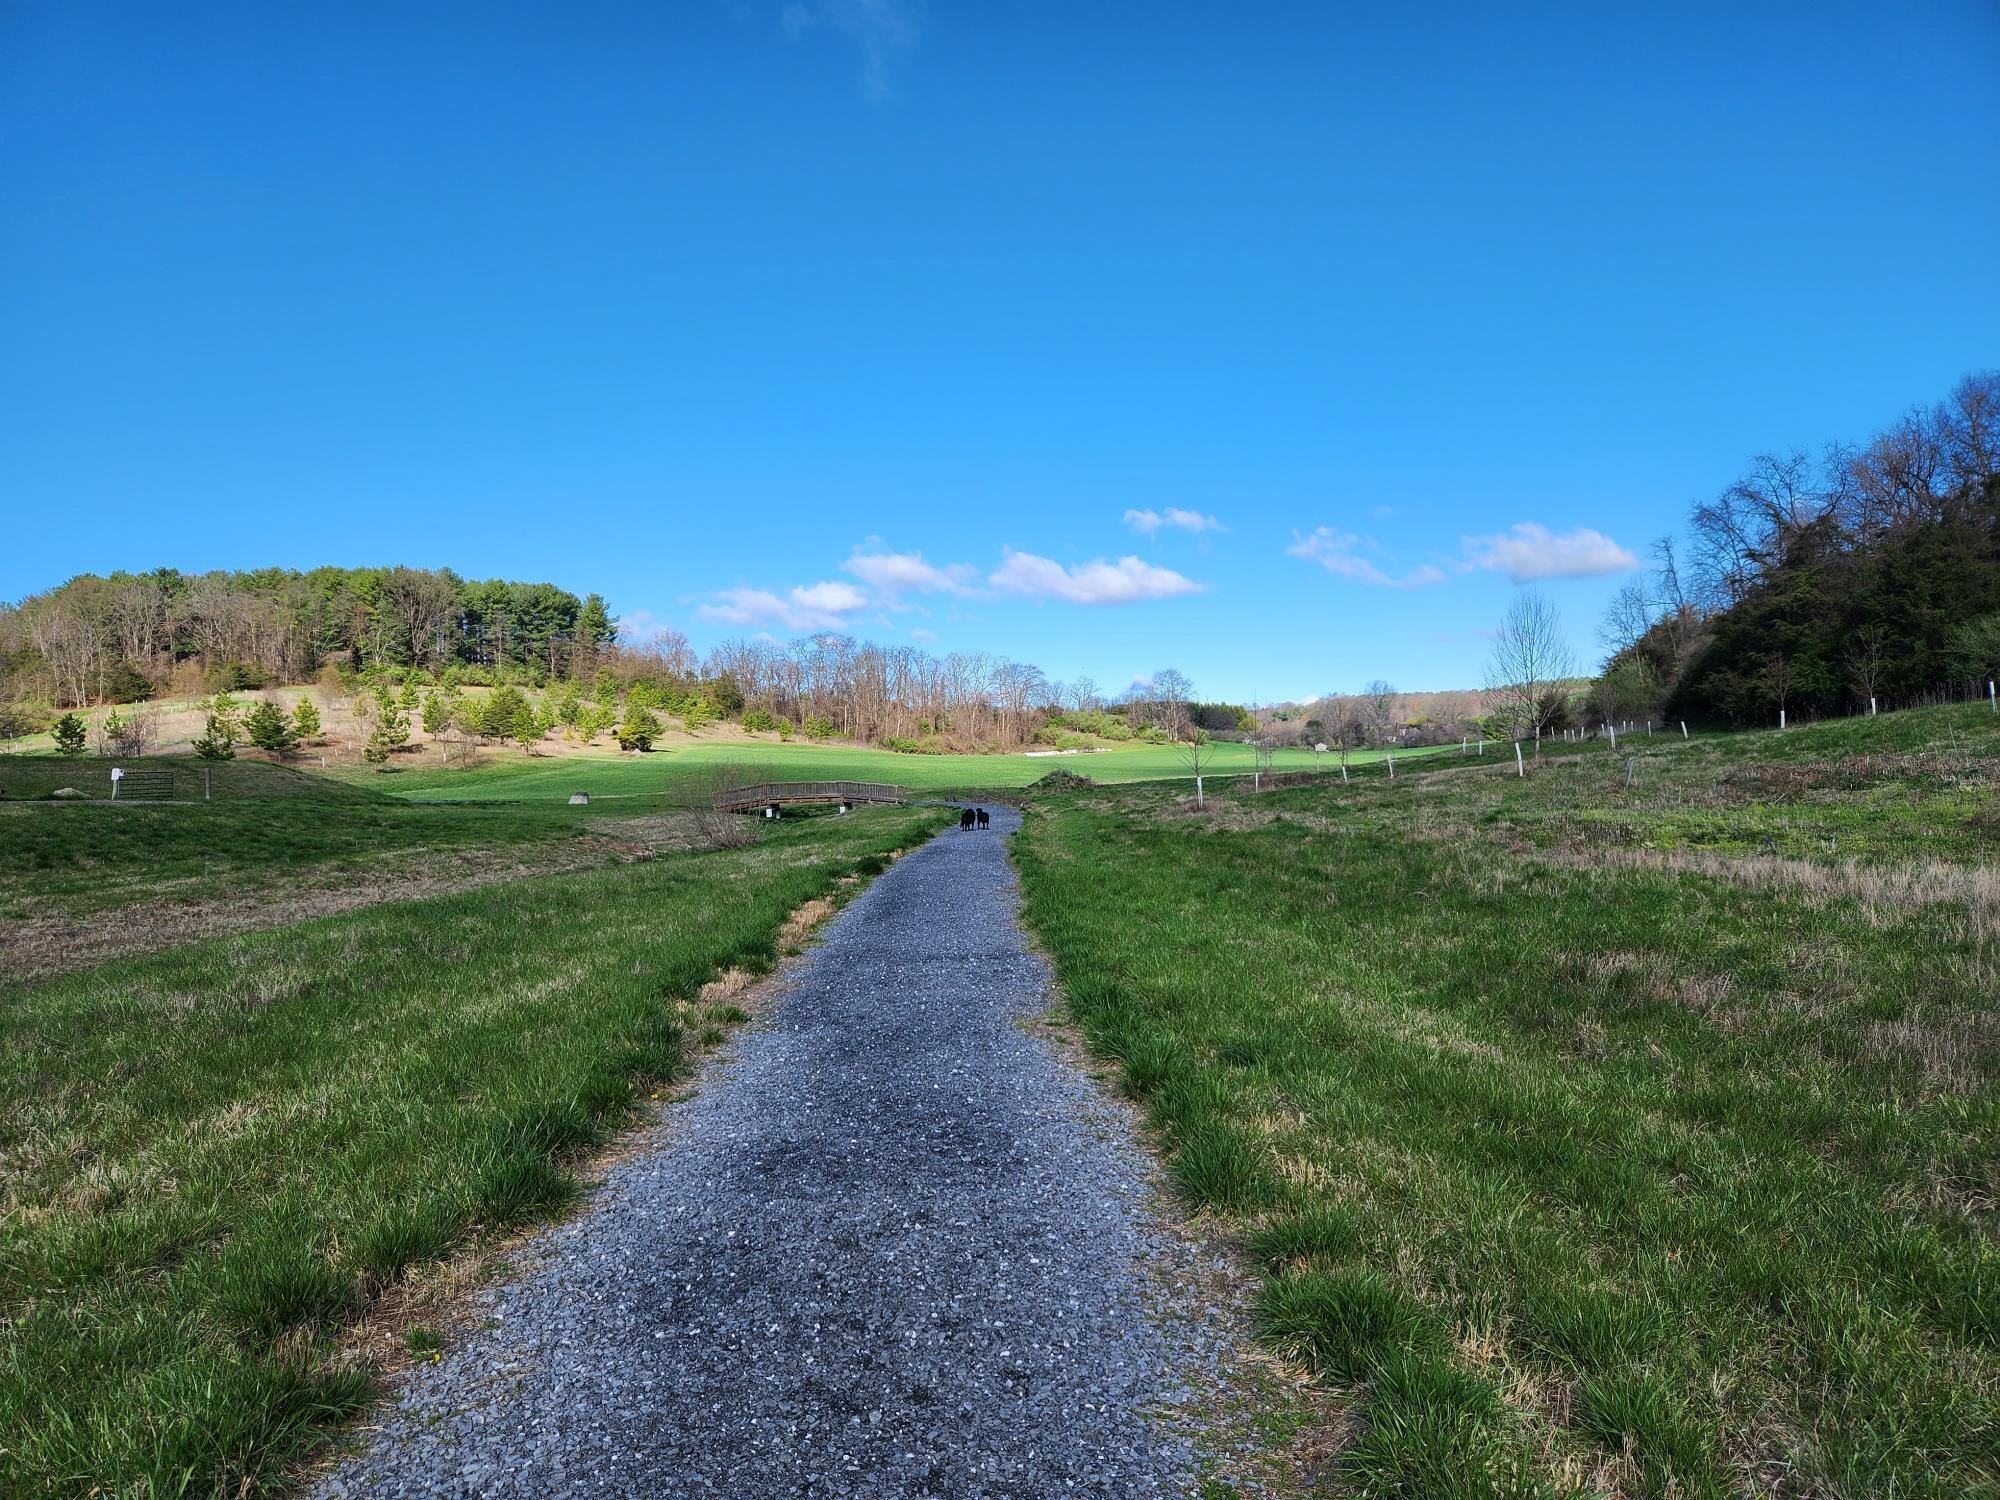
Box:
<box><xmin>323</xmin><ymin>735</ymin><xmax>1460</xmax><ymax>801</ymax></box>
<box><xmin>1015</xmin><ymin>705</ymin><xmax>1999</xmax><ymax>1498</ymax></box>
<box><xmin>0</xmin><ymin>801</ymin><xmax>951</xmax><ymax>1499</ymax></box>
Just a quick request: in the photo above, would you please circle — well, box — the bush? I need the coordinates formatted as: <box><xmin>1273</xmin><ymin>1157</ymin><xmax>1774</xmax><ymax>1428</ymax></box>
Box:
<box><xmin>0</xmin><ymin>702</ymin><xmax>53</xmax><ymax>744</ymax></box>
<box><xmin>96</xmin><ymin>707</ymin><xmax>159</xmax><ymax>758</ymax></box>
<box><xmin>212</xmin><ymin>660</ymin><xmax>268</xmax><ymax>692</ymax></box>
<box><xmin>802</xmin><ymin>715</ymin><xmax>835</xmax><ymax>741</ymax></box>
<box><xmin>292</xmin><ymin>697</ymin><xmax>323</xmax><ymax>743</ymax></box>
<box><xmin>742</xmin><ymin>707</ymin><xmax>780</xmax><ymax>733</ymax></box>
<box><xmin>100</xmin><ymin>660</ymin><xmax>155</xmax><ymax>703</ymax></box>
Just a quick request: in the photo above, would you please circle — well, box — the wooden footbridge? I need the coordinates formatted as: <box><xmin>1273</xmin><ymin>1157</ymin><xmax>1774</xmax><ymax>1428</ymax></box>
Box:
<box><xmin>712</xmin><ymin>780</ymin><xmax>907</xmax><ymax>815</ymax></box>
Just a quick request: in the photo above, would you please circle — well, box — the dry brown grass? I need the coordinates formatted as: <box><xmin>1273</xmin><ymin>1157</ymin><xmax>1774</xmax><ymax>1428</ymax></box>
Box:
<box><xmin>1543</xmin><ymin>843</ymin><xmax>2000</xmax><ymax>934</ymax></box>
<box><xmin>0</xmin><ymin>837</ymin><xmax>642</xmax><ymax>982</ymax></box>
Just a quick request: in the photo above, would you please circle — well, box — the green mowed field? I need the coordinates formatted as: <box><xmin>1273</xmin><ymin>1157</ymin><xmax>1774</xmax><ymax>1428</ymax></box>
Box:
<box><xmin>1016</xmin><ymin>705</ymin><xmax>2000</xmax><ymax>1499</ymax></box>
<box><xmin>0</xmin><ymin>801</ymin><xmax>951</xmax><ymax>1499</ymax></box>
<box><xmin>336</xmin><ymin>735</ymin><xmax>1460</xmax><ymax>801</ymax></box>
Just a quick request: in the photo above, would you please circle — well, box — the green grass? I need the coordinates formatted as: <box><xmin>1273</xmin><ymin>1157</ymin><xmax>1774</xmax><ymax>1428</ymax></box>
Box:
<box><xmin>0</xmin><ymin>757</ymin><xmax>672</xmax><ymax>929</ymax></box>
<box><xmin>0</xmin><ymin>804</ymin><xmax>951</xmax><ymax>1499</ymax></box>
<box><xmin>325</xmin><ymin>735</ymin><xmax>1459</xmax><ymax>801</ymax></box>
<box><xmin>1014</xmin><ymin>703</ymin><xmax>2000</xmax><ymax>1498</ymax></box>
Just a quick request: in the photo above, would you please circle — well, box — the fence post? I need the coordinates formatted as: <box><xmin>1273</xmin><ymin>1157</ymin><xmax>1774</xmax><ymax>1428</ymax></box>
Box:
<box><xmin>1779</xmin><ymin>710</ymin><xmax>1786</xmax><ymax>729</ymax></box>
<box><xmin>1680</xmin><ymin>720</ymin><xmax>1688</xmax><ymax>738</ymax></box>
<box><xmin>1386</xmin><ymin>752</ymin><xmax>1394</xmax><ymax>779</ymax></box>
<box><xmin>1624</xmin><ymin>756</ymin><xmax>1636</xmax><ymax>788</ymax></box>
<box><xmin>1608</xmin><ymin>724</ymin><xmax>1617</xmax><ymax>749</ymax></box>
<box><xmin>1515</xmin><ymin>742</ymin><xmax>1524</xmax><ymax>778</ymax></box>
<box><xmin>1869</xmin><ymin>697</ymin><xmax>1877</xmax><ymax>716</ymax></box>
<box><xmin>1990</xmin><ymin>680</ymin><xmax>1996</xmax><ymax>713</ymax></box>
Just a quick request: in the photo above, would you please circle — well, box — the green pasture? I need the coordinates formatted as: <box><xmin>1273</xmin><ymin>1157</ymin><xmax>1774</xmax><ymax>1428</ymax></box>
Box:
<box><xmin>0</xmin><ymin>805</ymin><xmax>951</xmax><ymax>1499</ymax></box>
<box><xmin>338</xmin><ymin>735</ymin><xmax>1460</xmax><ymax>801</ymax></box>
<box><xmin>1015</xmin><ymin>704</ymin><xmax>2000</xmax><ymax>1498</ymax></box>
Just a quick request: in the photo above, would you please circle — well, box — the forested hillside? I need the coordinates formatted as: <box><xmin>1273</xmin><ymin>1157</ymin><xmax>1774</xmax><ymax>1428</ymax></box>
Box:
<box><xmin>0</xmin><ymin>567</ymin><xmax>613</xmax><ymax>707</ymax></box>
<box><xmin>1602</xmin><ymin>371</ymin><xmax>2000</xmax><ymax>725</ymax></box>
<box><xmin>0</xmin><ymin>567</ymin><xmax>1260</xmax><ymax>755</ymax></box>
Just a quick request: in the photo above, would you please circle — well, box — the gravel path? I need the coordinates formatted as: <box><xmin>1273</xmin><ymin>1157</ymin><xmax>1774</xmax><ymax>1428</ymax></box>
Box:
<box><xmin>317</xmin><ymin>807</ymin><xmax>1220</xmax><ymax>1499</ymax></box>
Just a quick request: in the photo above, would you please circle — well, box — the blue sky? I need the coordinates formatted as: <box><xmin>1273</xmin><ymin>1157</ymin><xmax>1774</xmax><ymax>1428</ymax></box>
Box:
<box><xmin>4</xmin><ymin>2</ymin><xmax>1996</xmax><ymax>702</ymax></box>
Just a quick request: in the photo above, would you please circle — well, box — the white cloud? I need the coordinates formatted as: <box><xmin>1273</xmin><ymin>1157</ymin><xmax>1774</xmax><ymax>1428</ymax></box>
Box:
<box><xmin>613</xmin><ymin>606</ymin><xmax>660</xmax><ymax>639</ymax></box>
<box><xmin>780</xmin><ymin>0</ymin><xmax>921</xmax><ymax>99</ymax></box>
<box><xmin>1123</xmin><ymin>506</ymin><xmax>1225</xmax><ymax>535</ymax></box>
<box><xmin>989</xmin><ymin>549</ymin><xmax>1206</xmax><ymax>605</ymax></box>
<box><xmin>1461</xmin><ymin>523</ymin><xmax>1638</xmax><ymax>582</ymax></box>
<box><xmin>910</xmin><ymin>626</ymin><xmax>938</xmax><ymax>643</ymax></box>
<box><xmin>697</xmin><ymin>581</ymin><xmax>868</xmax><ymax>633</ymax></box>
<box><xmin>1286</xmin><ymin>529</ymin><xmax>1447</xmax><ymax>589</ymax></box>
<box><xmin>841</xmin><ymin>547</ymin><xmax>977</xmax><ymax>602</ymax></box>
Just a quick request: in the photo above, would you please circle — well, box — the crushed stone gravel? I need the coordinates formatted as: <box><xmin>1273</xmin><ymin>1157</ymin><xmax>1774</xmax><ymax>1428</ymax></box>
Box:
<box><xmin>316</xmin><ymin>807</ymin><xmax>1230</xmax><ymax>1498</ymax></box>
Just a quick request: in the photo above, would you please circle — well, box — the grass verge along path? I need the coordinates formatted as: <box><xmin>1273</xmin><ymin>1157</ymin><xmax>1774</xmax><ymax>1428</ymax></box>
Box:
<box><xmin>0</xmin><ymin>805</ymin><xmax>950</xmax><ymax>1499</ymax></box>
<box><xmin>1014</xmin><ymin>707</ymin><xmax>1998</xmax><ymax>1499</ymax></box>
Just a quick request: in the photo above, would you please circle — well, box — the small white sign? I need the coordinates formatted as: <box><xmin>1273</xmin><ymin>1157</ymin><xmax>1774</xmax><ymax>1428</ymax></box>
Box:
<box><xmin>110</xmin><ymin>767</ymin><xmax>124</xmax><ymax>781</ymax></box>
<box><xmin>1314</xmin><ymin>743</ymin><xmax>1328</xmax><ymax>753</ymax></box>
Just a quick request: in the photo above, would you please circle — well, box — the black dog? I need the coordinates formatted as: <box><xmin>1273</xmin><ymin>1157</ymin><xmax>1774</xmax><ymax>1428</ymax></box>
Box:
<box><xmin>976</xmin><ymin>808</ymin><xmax>990</xmax><ymax>830</ymax></box>
<box><xmin>959</xmin><ymin>808</ymin><xmax>976</xmax><ymax>831</ymax></box>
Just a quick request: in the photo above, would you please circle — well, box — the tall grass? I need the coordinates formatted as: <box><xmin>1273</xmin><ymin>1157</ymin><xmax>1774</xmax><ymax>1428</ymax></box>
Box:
<box><xmin>1015</xmin><ymin>705</ymin><xmax>1999</xmax><ymax>1498</ymax></box>
<box><xmin>0</xmin><ymin>806</ymin><xmax>949</xmax><ymax>1498</ymax></box>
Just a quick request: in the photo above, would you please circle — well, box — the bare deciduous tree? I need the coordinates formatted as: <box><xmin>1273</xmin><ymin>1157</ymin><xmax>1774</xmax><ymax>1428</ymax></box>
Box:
<box><xmin>1362</xmin><ymin>679</ymin><xmax>1400</xmax><ymax>746</ymax></box>
<box><xmin>1845</xmin><ymin>625</ymin><xmax>1888</xmax><ymax>707</ymax></box>
<box><xmin>1485</xmin><ymin>591</ymin><xmax>1575</xmax><ymax>754</ymax></box>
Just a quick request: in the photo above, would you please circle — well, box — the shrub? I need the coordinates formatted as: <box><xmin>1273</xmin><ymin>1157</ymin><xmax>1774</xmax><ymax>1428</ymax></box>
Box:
<box><xmin>742</xmin><ymin>707</ymin><xmax>780</xmax><ymax>733</ymax></box>
<box><xmin>292</xmin><ymin>697</ymin><xmax>323</xmax><ymax>743</ymax></box>
<box><xmin>802</xmin><ymin>715</ymin><xmax>835</xmax><ymax>741</ymax></box>
<box><xmin>212</xmin><ymin>660</ymin><xmax>268</xmax><ymax>692</ymax></box>
<box><xmin>100</xmin><ymin>660</ymin><xmax>155</xmax><ymax>703</ymax></box>
<box><xmin>0</xmin><ymin>702</ymin><xmax>53</xmax><ymax>744</ymax></box>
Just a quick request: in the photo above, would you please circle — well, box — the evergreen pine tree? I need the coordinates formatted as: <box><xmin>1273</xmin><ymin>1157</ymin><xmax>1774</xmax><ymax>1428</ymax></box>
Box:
<box><xmin>51</xmin><ymin>712</ymin><xmax>87</xmax><ymax>757</ymax></box>
<box><xmin>245</xmin><ymin>699</ymin><xmax>299</xmax><ymax>755</ymax></box>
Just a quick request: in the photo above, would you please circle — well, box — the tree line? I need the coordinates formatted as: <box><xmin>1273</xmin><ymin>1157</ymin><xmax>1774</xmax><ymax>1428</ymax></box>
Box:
<box><xmin>1600</xmin><ymin>371</ymin><xmax>2000</xmax><ymax>725</ymax></box>
<box><xmin>0</xmin><ymin>565</ymin><xmax>617</xmax><ymax>711</ymax></box>
<box><xmin>0</xmin><ymin>561</ymin><xmax>1264</xmax><ymax>755</ymax></box>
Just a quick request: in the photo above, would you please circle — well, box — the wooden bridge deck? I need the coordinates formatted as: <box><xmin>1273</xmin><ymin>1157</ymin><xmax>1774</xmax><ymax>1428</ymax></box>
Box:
<box><xmin>712</xmin><ymin>780</ymin><xmax>907</xmax><ymax>812</ymax></box>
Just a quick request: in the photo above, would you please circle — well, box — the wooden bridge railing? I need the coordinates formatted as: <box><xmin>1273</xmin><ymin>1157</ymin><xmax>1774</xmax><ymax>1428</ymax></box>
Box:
<box><xmin>711</xmin><ymin>780</ymin><xmax>908</xmax><ymax>812</ymax></box>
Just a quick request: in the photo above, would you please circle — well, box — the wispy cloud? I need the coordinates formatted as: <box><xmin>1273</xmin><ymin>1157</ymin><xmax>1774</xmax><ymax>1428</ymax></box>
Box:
<box><xmin>989</xmin><ymin>549</ymin><xmax>1206</xmax><ymax>605</ymax></box>
<box><xmin>779</xmin><ymin>0</ymin><xmax>922</xmax><ymax>100</ymax></box>
<box><xmin>909</xmin><ymin>626</ymin><xmax>938</xmax><ymax>643</ymax></box>
<box><xmin>841</xmin><ymin>546</ymin><xmax>977</xmax><ymax>603</ymax></box>
<box><xmin>697</xmin><ymin>581</ymin><xmax>868</xmax><ymax>632</ymax></box>
<box><xmin>1123</xmin><ymin>506</ymin><xmax>1226</xmax><ymax>536</ymax></box>
<box><xmin>1461</xmin><ymin>523</ymin><xmax>1638</xmax><ymax>582</ymax></box>
<box><xmin>1286</xmin><ymin>529</ymin><xmax>1447</xmax><ymax>589</ymax></box>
